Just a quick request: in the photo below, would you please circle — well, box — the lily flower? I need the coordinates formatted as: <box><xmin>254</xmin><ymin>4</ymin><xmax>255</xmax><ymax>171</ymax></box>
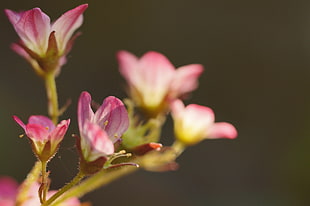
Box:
<box><xmin>171</xmin><ymin>100</ymin><xmax>237</xmax><ymax>145</ymax></box>
<box><xmin>13</xmin><ymin>115</ymin><xmax>70</xmax><ymax>162</ymax></box>
<box><xmin>5</xmin><ymin>4</ymin><xmax>88</xmax><ymax>76</ymax></box>
<box><xmin>117</xmin><ymin>50</ymin><xmax>204</xmax><ymax>117</ymax></box>
<box><xmin>77</xmin><ymin>91</ymin><xmax>129</xmax><ymax>163</ymax></box>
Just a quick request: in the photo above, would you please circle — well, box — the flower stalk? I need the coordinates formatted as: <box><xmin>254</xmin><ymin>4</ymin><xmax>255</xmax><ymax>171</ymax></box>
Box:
<box><xmin>41</xmin><ymin>171</ymin><xmax>85</xmax><ymax>206</ymax></box>
<box><xmin>45</xmin><ymin>73</ymin><xmax>59</xmax><ymax>124</ymax></box>
<box><xmin>48</xmin><ymin>166</ymin><xmax>139</xmax><ymax>206</ymax></box>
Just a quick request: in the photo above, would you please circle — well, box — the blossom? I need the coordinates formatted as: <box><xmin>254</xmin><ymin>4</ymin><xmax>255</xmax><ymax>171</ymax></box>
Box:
<box><xmin>117</xmin><ymin>50</ymin><xmax>203</xmax><ymax>117</ymax></box>
<box><xmin>171</xmin><ymin>100</ymin><xmax>237</xmax><ymax>145</ymax></box>
<box><xmin>5</xmin><ymin>4</ymin><xmax>88</xmax><ymax>76</ymax></box>
<box><xmin>78</xmin><ymin>91</ymin><xmax>129</xmax><ymax>163</ymax></box>
<box><xmin>0</xmin><ymin>177</ymin><xmax>18</xmax><ymax>206</ymax></box>
<box><xmin>13</xmin><ymin>115</ymin><xmax>70</xmax><ymax>161</ymax></box>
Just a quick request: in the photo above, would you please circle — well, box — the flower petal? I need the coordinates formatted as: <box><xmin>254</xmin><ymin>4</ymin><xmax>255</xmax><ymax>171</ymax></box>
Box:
<box><xmin>78</xmin><ymin>91</ymin><xmax>94</xmax><ymax>134</ymax></box>
<box><xmin>94</xmin><ymin>96</ymin><xmax>129</xmax><ymax>142</ymax></box>
<box><xmin>208</xmin><ymin>122</ymin><xmax>238</xmax><ymax>139</ymax></box>
<box><xmin>25</xmin><ymin>124</ymin><xmax>49</xmax><ymax>142</ymax></box>
<box><xmin>12</xmin><ymin>115</ymin><xmax>26</xmax><ymax>130</ymax></box>
<box><xmin>49</xmin><ymin>119</ymin><xmax>70</xmax><ymax>143</ymax></box>
<box><xmin>28</xmin><ymin>115</ymin><xmax>55</xmax><ymax>132</ymax></box>
<box><xmin>52</xmin><ymin>4</ymin><xmax>88</xmax><ymax>53</ymax></box>
<box><xmin>171</xmin><ymin>100</ymin><xmax>216</xmax><ymax>145</ymax></box>
<box><xmin>117</xmin><ymin>50</ymin><xmax>139</xmax><ymax>86</ymax></box>
<box><xmin>7</xmin><ymin>8</ymin><xmax>51</xmax><ymax>55</ymax></box>
<box><xmin>4</xmin><ymin>9</ymin><xmax>24</xmax><ymax>25</ymax></box>
<box><xmin>170</xmin><ymin>64</ymin><xmax>204</xmax><ymax>98</ymax></box>
<box><xmin>137</xmin><ymin>51</ymin><xmax>175</xmax><ymax>106</ymax></box>
<box><xmin>82</xmin><ymin>122</ymin><xmax>114</xmax><ymax>161</ymax></box>
<box><xmin>0</xmin><ymin>177</ymin><xmax>18</xmax><ymax>199</ymax></box>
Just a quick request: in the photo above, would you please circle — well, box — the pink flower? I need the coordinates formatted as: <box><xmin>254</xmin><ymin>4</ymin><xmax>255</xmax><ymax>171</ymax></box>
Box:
<box><xmin>5</xmin><ymin>4</ymin><xmax>88</xmax><ymax>76</ymax></box>
<box><xmin>117</xmin><ymin>50</ymin><xmax>203</xmax><ymax>117</ymax></box>
<box><xmin>78</xmin><ymin>91</ymin><xmax>129</xmax><ymax>162</ymax></box>
<box><xmin>171</xmin><ymin>100</ymin><xmax>237</xmax><ymax>145</ymax></box>
<box><xmin>13</xmin><ymin>115</ymin><xmax>70</xmax><ymax>161</ymax></box>
<box><xmin>0</xmin><ymin>177</ymin><xmax>18</xmax><ymax>206</ymax></box>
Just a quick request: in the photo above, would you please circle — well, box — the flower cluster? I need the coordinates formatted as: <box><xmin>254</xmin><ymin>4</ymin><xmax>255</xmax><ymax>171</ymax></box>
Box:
<box><xmin>1</xmin><ymin>3</ymin><xmax>238</xmax><ymax>206</ymax></box>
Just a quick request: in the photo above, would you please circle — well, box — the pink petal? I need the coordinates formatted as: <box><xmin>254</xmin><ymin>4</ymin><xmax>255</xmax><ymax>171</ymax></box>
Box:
<box><xmin>7</xmin><ymin>8</ymin><xmax>51</xmax><ymax>54</ymax></box>
<box><xmin>171</xmin><ymin>100</ymin><xmax>215</xmax><ymax>124</ymax></box>
<box><xmin>11</xmin><ymin>43</ymin><xmax>30</xmax><ymax>60</ymax></box>
<box><xmin>25</xmin><ymin>124</ymin><xmax>49</xmax><ymax>142</ymax></box>
<box><xmin>83</xmin><ymin>122</ymin><xmax>114</xmax><ymax>160</ymax></box>
<box><xmin>0</xmin><ymin>199</ymin><xmax>15</xmax><ymax>206</ymax></box>
<box><xmin>12</xmin><ymin>115</ymin><xmax>26</xmax><ymax>130</ymax></box>
<box><xmin>0</xmin><ymin>177</ymin><xmax>18</xmax><ymax>199</ymax></box>
<box><xmin>94</xmin><ymin>96</ymin><xmax>129</xmax><ymax>142</ymax></box>
<box><xmin>208</xmin><ymin>122</ymin><xmax>238</xmax><ymax>139</ymax></box>
<box><xmin>117</xmin><ymin>50</ymin><xmax>139</xmax><ymax>86</ymax></box>
<box><xmin>52</xmin><ymin>4</ymin><xmax>88</xmax><ymax>53</ymax></box>
<box><xmin>170</xmin><ymin>64</ymin><xmax>204</xmax><ymax>98</ymax></box>
<box><xmin>138</xmin><ymin>51</ymin><xmax>175</xmax><ymax>92</ymax></box>
<box><xmin>49</xmin><ymin>119</ymin><xmax>70</xmax><ymax>142</ymax></box>
<box><xmin>185</xmin><ymin>104</ymin><xmax>215</xmax><ymax>125</ymax></box>
<box><xmin>11</xmin><ymin>43</ymin><xmax>45</xmax><ymax>77</ymax></box>
<box><xmin>28</xmin><ymin>115</ymin><xmax>55</xmax><ymax>132</ymax></box>
<box><xmin>4</xmin><ymin>9</ymin><xmax>24</xmax><ymax>25</ymax></box>
<box><xmin>78</xmin><ymin>91</ymin><xmax>94</xmax><ymax>134</ymax></box>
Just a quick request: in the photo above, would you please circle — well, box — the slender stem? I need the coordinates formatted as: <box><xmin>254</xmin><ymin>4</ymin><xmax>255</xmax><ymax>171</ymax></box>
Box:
<box><xmin>49</xmin><ymin>166</ymin><xmax>139</xmax><ymax>206</ymax></box>
<box><xmin>16</xmin><ymin>161</ymin><xmax>42</xmax><ymax>206</ymax></box>
<box><xmin>40</xmin><ymin>161</ymin><xmax>48</xmax><ymax>203</ymax></box>
<box><xmin>47</xmin><ymin>142</ymin><xmax>186</xmax><ymax>205</ymax></box>
<box><xmin>41</xmin><ymin>171</ymin><xmax>85</xmax><ymax>206</ymax></box>
<box><xmin>44</xmin><ymin>73</ymin><xmax>59</xmax><ymax>124</ymax></box>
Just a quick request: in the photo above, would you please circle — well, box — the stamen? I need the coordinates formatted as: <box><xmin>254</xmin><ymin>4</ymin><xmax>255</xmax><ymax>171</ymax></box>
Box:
<box><xmin>19</xmin><ymin>134</ymin><xmax>25</xmax><ymax>138</ymax></box>
<box><xmin>105</xmin><ymin>150</ymin><xmax>133</xmax><ymax>167</ymax></box>
<box><xmin>104</xmin><ymin>120</ymin><xmax>108</xmax><ymax>126</ymax></box>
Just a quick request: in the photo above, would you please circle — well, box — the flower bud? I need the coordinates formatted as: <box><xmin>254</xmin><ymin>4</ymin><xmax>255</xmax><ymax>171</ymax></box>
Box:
<box><xmin>13</xmin><ymin>115</ymin><xmax>70</xmax><ymax>162</ymax></box>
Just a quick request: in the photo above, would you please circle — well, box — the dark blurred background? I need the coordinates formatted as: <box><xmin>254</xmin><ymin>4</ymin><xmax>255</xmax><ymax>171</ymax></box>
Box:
<box><xmin>1</xmin><ymin>0</ymin><xmax>310</xmax><ymax>205</ymax></box>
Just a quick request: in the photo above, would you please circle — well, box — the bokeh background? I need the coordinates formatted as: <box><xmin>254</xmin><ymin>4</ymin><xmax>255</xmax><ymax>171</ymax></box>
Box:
<box><xmin>1</xmin><ymin>0</ymin><xmax>310</xmax><ymax>205</ymax></box>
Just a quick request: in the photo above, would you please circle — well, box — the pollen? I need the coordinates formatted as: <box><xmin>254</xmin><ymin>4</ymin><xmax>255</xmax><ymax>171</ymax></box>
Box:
<box><xmin>104</xmin><ymin>120</ymin><xmax>108</xmax><ymax>126</ymax></box>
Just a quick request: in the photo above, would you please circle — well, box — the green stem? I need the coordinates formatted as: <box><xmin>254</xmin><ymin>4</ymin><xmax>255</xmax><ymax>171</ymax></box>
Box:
<box><xmin>42</xmin><ymin>171</ymin><xmax>85</xmax><ymax>206</ymax></box>
<box><xmin>49</xmin><ymin>166</ymin><xmax>139</xmax><ymax>206</ymax></box>
<box><xmin>40</xmin><ymin>161</ymin><xmax>48</xmax><ymax>203</ymax></box>
<box><xmin>44</xmin><ymin>73</ymin><xmax>59</xmax><ymax>124</ymax></box>
<box><xmin>47</xmin><ymin>141</ymin><xmax>186</xmax><ymax>205</ymax></box>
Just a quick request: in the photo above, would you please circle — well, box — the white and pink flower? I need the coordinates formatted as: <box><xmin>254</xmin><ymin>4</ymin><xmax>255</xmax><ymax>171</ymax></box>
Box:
<box><xmin>5</xmin><ymin>4</ymin><xmax>88</xmax><ymax>75</ymax></box>
<box><xmin>117</xmin><ymin>50</ymin><xmax>203</xmax><ymax>117</ymax></box>
<box><xmin>13</xmin><ymin>115</ymin><xmax>70</xmax><ymax>161</ymax></box>
<box><xmin>78</xmin><ymin>91</ymin><xmax>129</xmax><ymax>162</ymax></box>
<box><xmin>171</xmin><ymin>100</ymin><xmax>237</xmax><ymax>145</ymax></box>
